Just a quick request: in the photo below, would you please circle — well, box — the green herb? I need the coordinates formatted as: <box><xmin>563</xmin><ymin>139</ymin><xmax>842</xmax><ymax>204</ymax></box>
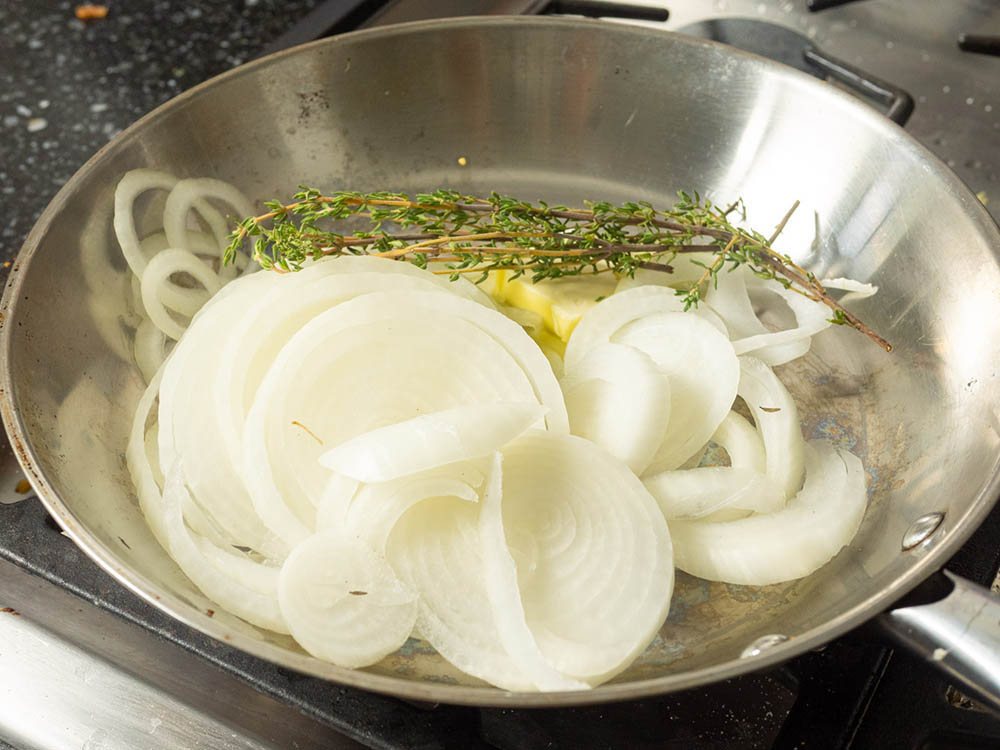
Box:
<box><xmin>225</xmin><ymin>188</ymin><xmax>888</xmax><ymax>351</ymax></box>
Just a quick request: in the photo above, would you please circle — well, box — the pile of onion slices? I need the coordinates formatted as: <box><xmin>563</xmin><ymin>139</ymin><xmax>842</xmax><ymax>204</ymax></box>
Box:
<box><xmin>120</xmin><ymin>171</ymin><xmax>871</xmax><ymax>691</ymax></box>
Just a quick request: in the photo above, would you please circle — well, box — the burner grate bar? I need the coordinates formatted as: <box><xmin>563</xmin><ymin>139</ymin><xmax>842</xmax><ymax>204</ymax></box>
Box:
<box><xmin>958</xmin><ymin>33</ymin><xmax>1000</xmax><ymax>56</ymax></box>
<box><xmin>541</xmin><ymin>1</ymin><xmax>668</xmax><ymax>21</ymax></box>
<box><xmin>807</xmin><ymin>0</ymin><xmax>867</xmax><ymax>11</ymax></box>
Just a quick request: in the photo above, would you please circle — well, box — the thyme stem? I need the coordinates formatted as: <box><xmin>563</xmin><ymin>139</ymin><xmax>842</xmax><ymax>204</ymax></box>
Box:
<box><xmin>225</xmin><ymin>188</ymin><xmax>887</xmax><ymax>350</ymax></box>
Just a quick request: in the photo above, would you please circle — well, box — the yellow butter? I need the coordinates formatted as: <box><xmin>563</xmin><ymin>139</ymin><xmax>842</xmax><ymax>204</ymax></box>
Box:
<box><xmin>492</xmin><ymin>272</ymin><xmax>617</xmax><ymax>343</ymax></box>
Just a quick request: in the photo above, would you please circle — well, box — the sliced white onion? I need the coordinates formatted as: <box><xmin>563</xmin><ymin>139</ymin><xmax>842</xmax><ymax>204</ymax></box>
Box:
<box><xmin>214</xmin><ymin>261</ymin><xmax>564</xmax><ymax>499</ymax></box>
<box><xmin>134</xmin><ymin>318</ymin><xmax>169</xmax><ymax>384</ymax></box>
<box><xmin>822</xmin><ymin>277</ymin><xmax>878</xmax><ymax>307</ymax></box>
<box><xmin>242</xmin><ymin>312</ymin><xmax>536</xmax><ymax>545</ymax></box>
<box><xmin>704</xmin><ymin>265</ymin><xmax>769</xmax><ymax>340</ymax></box>
<box><xmin>385</xmin><ymin>290</ymin><xmax>569</xmax><ymax>434</ymax></box>
<box><xmin>478</xmin><ymin>453</ymin><xmax>587</xmax><ymax>691</ymax></box>
<box><xmin>319</xmin><ymin>402</ymin><xmax>546</xmax><ymax>483</ymax></box>
<box><xmin>700</xmin><ymin>507</ymin><xmax>754</xmax><ymax>523</ymax></box>
<box><xmin>314</xmin><ymin>472</ymin><xmax>361</xmax><ymax>532</ymax></box>
<box><xmin>191</xmin><ymin>535</ymin><xmax>281</xmax><ymax>596</ymax></box>
<box><xmin>538</xmin><ymin>341</ymin><xmax>564</xmax><ymax>380</ymax></box>
<box><xmin>738</xmin><ymin>356</ymin><xmax>805</xmax><ymax>498</ymax></box>
<box><xmin>114</xmin><ymin>169</ymin><xmax>183</xmax><ymax>279</ymax></box>
<box><xmin>121</xmin><ymin>169</ymin><xmax>875</xmax><ymax>689</ymax></box>
<box><xmin>499</xmin><ymin>304</ymin><xmax>544</xmax><ymax>333</ymax></box>
<box><xmin>669</xmin><ymin>441</ymin><xmax>867</xmax><ymax>585</ymax></box>
<box><xmin>115</xmin><ymin>169</ymin><xmax>238</xmax><ymax>297</ymax></box>
<box><xmin>738</xmin><ymin>284</ymin><xmax>830</xmax><ymax>363</ymax></box>
<box><xmin>822</xmin><ymin>277</ymin><xmax>878</xmax><ymax>296</ymax></box>
<box><xmin>163</xmin><ymin>177</ymin><xmax>256</xmax><ymax>278</ymax></box>
<box><xmin>612</xmin><ymin>312</ymin><xmax>740</xmax><ymax>474</ymax></box>
<box><xmin>706</xmin><ymin>266</ymin><xmax>835</xmax><ymax>366</ymax></box>
<box><xmin>161</xmin><ymin>464</ymin><xmax>288</xmax><ymax>632</ymax></box>
<box><xmin>315</xmin><ymin>255</ymin><xmax>496</xmax><ymax>308</ymax></box>
<box><xmin>115</xmin><ymin>171</ymin><xmax>234</xmax><ymax>269</ymax></box>
<box><xmin>140</xmin><ymin>248</ymin><xmax>222</xmax><ymax>340</ymax></box>
<box><xmin>157</xmin><ymin>272</ymin><xmax>283</xmax><ymax>557</ymax></box>
<box><xmin>500</xmin><ymin>432</ymin><xmax>673</xmax><ymax>684</ymax></box>
<box><xmin>242</xmin><ymin>290</ymin><xmax>564</xmax><ymax>545</ymax></box>
<box><xmin>560</xmin><ymin>343</ymin><xmax>670</xmax><ymax>475</ymax></box>
<box><xmin>705</xmin><ymin>266</ymin><xmax>807</xmax><ymax>365</ymax></box>
<box><xmin>278</xmin><ymin>531</ymin><xmax>417</xmax><ymax>668</ymax></box>
<box><xmin>126</xmin><ymin>373</ymin><xmax>287</xmax><ymax>632</ymax></box>
<box><xmin>181</xmin><ymin>493</ymin><xmax>243</xmax><ymax>551</ymax></box>
<box><xmin>643</xmin><ymin>466</ymin><xmax>786</xmax><ymax>520</ymax></box>
<box><xmin>712</xmin><ymin>411</ymin><xmax>766</xmax><ymax>472</ymax></box>
<box><xmin>388</xmin><ymin>495</ymin><xmax>534</xmax><ymax>691</ymax></box>
<box><xmin>564</xmin><ymin>286</ymin><xmax>686</xmax><ymax>370</ymax></box>
<box><xmin>213</xmin><ymin>261</ymin><xmax>449</xmax><ymax>478</ymax></box>
<box><xmin>139</xmin><ymin>231</ymin><xmax>217</xmax><ymax>317</ymax></box>
<box><xmin>345</xmin><ymin>474</ymin><xmax>479</xmax><ymax>554</ymax></box>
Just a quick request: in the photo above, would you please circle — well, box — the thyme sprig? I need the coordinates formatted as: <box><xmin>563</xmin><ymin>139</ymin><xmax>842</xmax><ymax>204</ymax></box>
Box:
<box><xmin>225</xmin><ymin>188</ymin><xmax>888</xmax><ymax>350</ymax></box>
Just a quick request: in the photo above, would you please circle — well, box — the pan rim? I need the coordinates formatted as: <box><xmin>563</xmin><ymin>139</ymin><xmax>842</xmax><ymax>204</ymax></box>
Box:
<box><xmin>2</xmin><ymin>15</ymin><xmax>999</xmax><ymax>707</ymax></box>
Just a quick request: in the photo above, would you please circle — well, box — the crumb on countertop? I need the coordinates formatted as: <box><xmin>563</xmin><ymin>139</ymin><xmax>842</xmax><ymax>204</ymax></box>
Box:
<box><xmin>75</xmin><ymin>4</ymin><xmax>109</xmax><ymax>21</ymax></box>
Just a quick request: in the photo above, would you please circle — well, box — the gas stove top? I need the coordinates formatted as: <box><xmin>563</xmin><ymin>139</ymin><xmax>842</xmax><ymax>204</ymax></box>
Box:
<box><xmin>1</xmin><ymin>2</ymin><xmax>998</xmax><ymax>749</ymax></box>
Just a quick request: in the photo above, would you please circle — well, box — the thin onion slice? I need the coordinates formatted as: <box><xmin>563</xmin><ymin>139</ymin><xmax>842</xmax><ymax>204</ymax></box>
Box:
<box><xmin>140</xmin><ymin>248</ymin><xmax>222</xmax><ymax>340</ymax></box>
<box><xmin>138</xmin><ymin>231</ymin><xmax>214</xmax><ymax>317</ymax></box>
<box><xmin>278</xmin><ymin>531</ymin><xmax>417</xmax><ymax>668</ymax></box>
<box><xmin>612</xmin><ymin>312</ymin><xmax>740</xmax><ymax>474</ymax></box>
<box><xmin>243</xmin><ymin>310</ymin><xmax>540</xmax><ymax>546</ymax></box>
<box><xmin>320</xmin><ymin>402</ymin><xmax>546</xmax><ymax>483</ymax></box>
<box><xmin>126</xmin><ymin>372</ymin><xmax>287</xmax><ymax>633</ymax></box>
<box><xmin>134</xmin><ymin>318</ymin><xmax>169</xmax><ymax>384</ymax></box>
<box><xmin>214</xmin><ymin>261</ymin><xmax>452</xmax><ymax>478</ymax></box>
<box><xmin>706</xmin><ymin>266</ymin><xmax>829</xmax><ymax>366</ymax></box>
<box><xmin>345</xmin><ymin>474</ymin><xmax>479</xmax><ymax>554</ymax></box>
<box><xmin>384</xmin><ymin>291</ymin><xmax>568</xmax><ymax>433</ymax></box>
<box><xmin>388</xmin><ymin>495</ymin><xmax>535</xmax><ymax>691</ymax></box>
<box><xmin>191</xmin><ymin>535</ymin><xmax>281</xmax><ymax>596</ymax></box>
<box><xmin>712</xmin><ymin>411</ymin><xmax>766</xmax><ymax>472</ymax></box>
<box><xmin>157</xmin><ymin>272</ymin><xmax>283</xmax><ymax>557</ymax></box>
<box><xmin>161</xmin><ymin>464</ymin><xmax>288</xmax><ymax>632</ymax></box>
<box><xmin>242</xmin><ymin>288</ymin><xmax>565</xmax><ymax>540</ymax></box>
<box><xmin>314</xmin><ymin>472</ymin><xmax>362</xmax><ymax>531</ymax></box>
<box><xmin>500</xmin><ymin>432</ymin><xmax>673</xmax><ymax>684</ymax></box>
<box><xmin>560</xmin><ymin>343</ymin><xmax>670</xmax><ymax>475</ymax></box>
<box><xmin>564</xmin><ymin>286</ymin><xmax>686</xmax><ymax>370</ymax></box>
<box><xmin>115</xmin><ymin>169</ymin><xmax>235</xmax><ymax>308</ymax></box>
<box><xmin>822</xmin><ymin>277</ymin><xmax>878</xmax><ymax>306</ymax></box>
<box><xmin>478</xmin><ymin>453</ymin><xmax>587</xmax><ymax>691</ymax></box>
<box><xmin>669</xmin><ymin>441</ymin><xmax>867</xmax><ymax>585</ymax></box>
<box><xmin>643</xmin><ymin>466</ymin><xmax>785</xmax><ymax>520</ymax></box>
<box><xmin>163</xmin><ymin>177</ymin><xmax>255</xmax><ymax>278</ymax></box>
<box><xmin>738</xmin><ymin>356</ymin><xmax>805</xmax><ymax>498</ymax></box>
<box><xmin>114</xmin><ymin>169</ymin><xmax>182</xmax><ymax>278</ymax></box>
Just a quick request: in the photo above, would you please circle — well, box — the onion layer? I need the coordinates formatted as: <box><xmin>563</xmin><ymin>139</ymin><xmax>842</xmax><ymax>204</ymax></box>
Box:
<box><xmin>738</xmin><ymin>356</ymin><xmax>805</xmax><ymax>499</ymax></box>
<box><xmin>500</xmin><ymin>432</ymin><xmax>673</xmax><ymax>683</ymax></box>
<box><xmin>669</xmin><ymin>441</ymin><xmax>867</xmax><ymax>585</ymax></box>
<box><xmin>560</xmin><ymin>343</ymin><xmax>670</xmax><ymax>475</ymax></box>
<box><xmin>278</xmin><ymin>531</ymin><xmax>417</xmax><ymax>668</ymax></box>
<box><xmin>612</xmin><ymin>312</ymin><xmax>740</xmax><ymax>473</ymax></box>
<box><xmin>478</xmin><ymin>453</ymin><xmax>587</xmax><ymax>691</ymax></box>
<box><xmin>320</xmin><ymin>402</ymin><xmax>546</xmax><ymax>483</ymax></box>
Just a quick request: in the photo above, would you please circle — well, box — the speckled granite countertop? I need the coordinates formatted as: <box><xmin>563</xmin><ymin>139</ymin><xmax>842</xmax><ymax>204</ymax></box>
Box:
<box><xmin>0</xmin><ymin>0</ymin><xmax>322</xmax><ymax>263</ymax></box>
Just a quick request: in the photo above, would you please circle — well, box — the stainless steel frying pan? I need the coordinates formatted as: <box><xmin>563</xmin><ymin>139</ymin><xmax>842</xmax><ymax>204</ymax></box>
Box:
<box><xmin>3</xmin><ymin>18</ymin><xmax>1000</xmax><ymax>708</ymax></box>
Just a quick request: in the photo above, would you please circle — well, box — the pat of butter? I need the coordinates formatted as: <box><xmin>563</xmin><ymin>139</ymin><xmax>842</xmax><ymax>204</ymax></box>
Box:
<box><xmin>491</xmin><ymin>271</ymin><xmax>617</xmax><ymax>343</ymax></box>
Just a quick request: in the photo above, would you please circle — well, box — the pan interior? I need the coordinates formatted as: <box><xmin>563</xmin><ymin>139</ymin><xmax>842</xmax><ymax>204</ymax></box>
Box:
<box><xmin>4</xmin><ymin>19</ymin><xmax>1000</xmax><ymax>701</ymax></box>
